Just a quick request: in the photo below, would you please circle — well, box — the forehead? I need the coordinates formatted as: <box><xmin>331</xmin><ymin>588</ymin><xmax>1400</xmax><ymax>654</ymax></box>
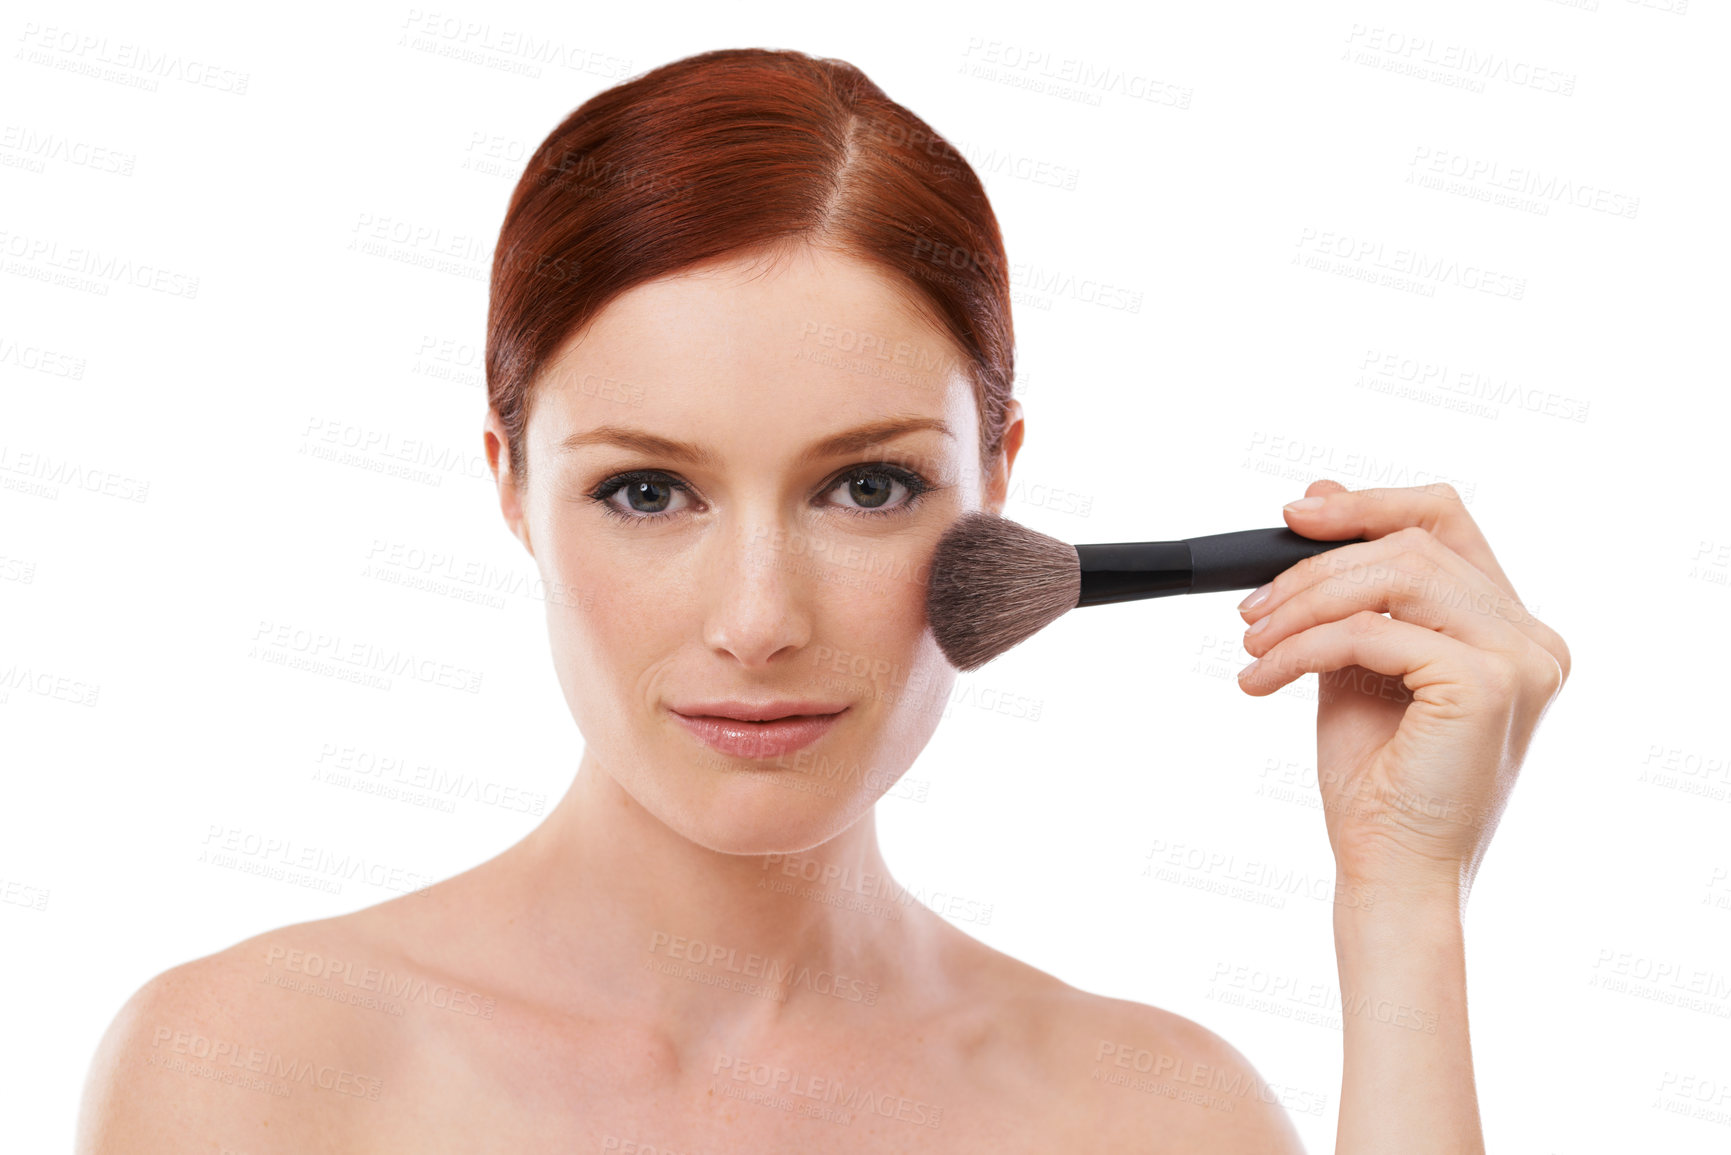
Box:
<box><xmin>531</xmin><ymin>247</ymin><xmax>977</xmax><ymax>462</ymax></box>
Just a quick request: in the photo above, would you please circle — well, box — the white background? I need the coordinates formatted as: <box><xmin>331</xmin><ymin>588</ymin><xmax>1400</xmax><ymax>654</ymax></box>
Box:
<box><xmin>4</xmin><ymin>1</ymin><xmax>1728</xmax><ymax>1151</ymax></box>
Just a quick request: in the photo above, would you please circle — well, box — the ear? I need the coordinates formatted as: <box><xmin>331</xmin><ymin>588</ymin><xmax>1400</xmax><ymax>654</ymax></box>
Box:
<box><xmin>983</xmin><ymin>398</ymin><xmax>1025</xmax><ymax>516</ymax></box>
<box><xmin>483</xmin><ymin>408</ymin><xmax>533</xmax><ymax>556</ymax></box>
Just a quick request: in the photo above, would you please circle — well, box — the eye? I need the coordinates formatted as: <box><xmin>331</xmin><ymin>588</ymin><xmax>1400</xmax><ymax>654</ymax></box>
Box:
<box><xmin>825</xmin><ymin>466</ymin><xmax>933</xmax><ymax>517</ymax></box>
<box><xmin>585</xmin><ymin>463</ymin><xmax>937</xmax><ymax>526</ymax></box>
<box><xmin>587</xmin><ymin>471</ymin><xmax>697</xmax><ymax>524</ymax></box>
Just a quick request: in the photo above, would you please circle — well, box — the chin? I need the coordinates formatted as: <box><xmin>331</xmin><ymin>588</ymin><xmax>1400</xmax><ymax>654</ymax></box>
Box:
<box><xmin>666</xmin><ymin>770</ymin><xmax>880</xmax><ymax>856</ymax></box>
<box><xmin>598</xmin><ymin>727</ymin><xmax>884</xmax><ymax>856</ymax></box>
<box><xmin>608</xmin><ymin>704</ymin><xmax>883</xmax><ymax>855</ymax></box>
<box><xmin>575</xmin><ymin>694</ymin><xmax>932</xmax><ymax>857</ymax></box>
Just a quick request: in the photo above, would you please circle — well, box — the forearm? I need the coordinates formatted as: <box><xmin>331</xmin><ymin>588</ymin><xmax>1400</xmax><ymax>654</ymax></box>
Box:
<box><xmin>1333</xmin><ymin>884</ymin><xmax>1481</xmax><ymax>1154</ymax></box>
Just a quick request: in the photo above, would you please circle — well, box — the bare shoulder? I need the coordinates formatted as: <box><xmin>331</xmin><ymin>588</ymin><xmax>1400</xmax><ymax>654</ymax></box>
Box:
<box><xmin>943</xmin><ymin>941</ymin><xmax>1310</xmax><ymax>1153</ymax></box>
<box><xmin>75</xmin><ymin>913</ymin><xmax>405</xmax><ymax>1155</ymax></box>
<box><xmin>1049</xmin><ymin>984</ymin><xmax>1310</xmax><ymax>1152</ymax></box>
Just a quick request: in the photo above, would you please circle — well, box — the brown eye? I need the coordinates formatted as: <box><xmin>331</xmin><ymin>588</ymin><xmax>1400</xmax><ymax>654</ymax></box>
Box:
<box><xmin>826</xmin><ymin>466</ymin><xmax>931</xmax><ymax>516</ymax></box>
<box><xmin>620</xmin><ymin>478</ymin><xmax>676</xmax><ymax>513</ymax></box>
<box><xmin>845</xmin><ymin>472</ymin><xmax>896</xmax><ymax>509</ymax></box>
<box><xmin>587</xmin><ymin>463</ymin><xmax>935</xmax><ymax>526</ymax></box>
<box><xmin>587</xmin><ymin>470</ymin><xmax>696</xmax><ymax>524</ymax></box>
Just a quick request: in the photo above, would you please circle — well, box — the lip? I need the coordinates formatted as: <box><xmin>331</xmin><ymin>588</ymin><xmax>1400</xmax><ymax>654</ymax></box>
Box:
<box><xmin>672</xmin><ymin>699</ymin><xmax>850</xmax><ymax>722</ymax></box>
<box><xmin>670</xmin><ymin>704</ymin><xmax>849</xmax><ymax>760</ymax></box>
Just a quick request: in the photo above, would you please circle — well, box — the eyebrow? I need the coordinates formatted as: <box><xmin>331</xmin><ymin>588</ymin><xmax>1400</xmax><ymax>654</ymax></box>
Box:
<box><xmin>557</xmin><ymin>416</ymin><xmax>956</xmax><ymax>467</ymax></box>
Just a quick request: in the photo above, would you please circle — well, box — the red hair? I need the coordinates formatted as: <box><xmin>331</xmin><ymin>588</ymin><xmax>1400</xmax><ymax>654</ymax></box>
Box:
<box><xmin>486</xmin><ymin>47</ymin><xmax>1015</xmax><ymax>487</ymax></box>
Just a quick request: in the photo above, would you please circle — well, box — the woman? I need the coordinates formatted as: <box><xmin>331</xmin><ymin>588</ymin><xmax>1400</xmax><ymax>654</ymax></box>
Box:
<box><xmin>78</xmin><ymin>48</ymin><xmax>1569</xmax><ymax>1152</ymax></box>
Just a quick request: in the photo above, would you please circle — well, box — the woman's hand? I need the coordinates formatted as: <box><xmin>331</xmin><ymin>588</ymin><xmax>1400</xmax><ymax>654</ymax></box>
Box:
<box><xmin>1235</xmin><ymin>479</ymin><xmax>1570</xmax><ymax>902</ymax></box>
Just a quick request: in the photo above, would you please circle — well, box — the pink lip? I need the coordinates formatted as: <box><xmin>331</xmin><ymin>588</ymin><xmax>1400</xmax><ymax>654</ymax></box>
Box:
<box><xmin>672</xmin><ymin>699</ymin><xmax>849</xmax><ymax>722</ymax></box>
<box><xmin>671</xmin><ymin>708</ymin><xmax>847</xmax><ymax>759</ymax></box>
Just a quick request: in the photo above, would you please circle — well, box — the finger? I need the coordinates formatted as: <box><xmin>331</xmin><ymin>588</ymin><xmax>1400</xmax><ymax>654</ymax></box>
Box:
<box><xmin>1244</xmin><ymin>517</ymin><xmax>1533</xmax><ymax>631</ymax></box>
<box><xmin>1238</xmin><ymin>606</ymin><xmax>1514</xmax><ymax>707</ymax></box>
<box><xmin>1282</xmin><ymin>481</ymin><xmax>1518</xmax><ymax>603</ymax></box>
<box><xmin>1242</xmin><ymin>532</ymin><xmax>1531</xmax><ymax>662</ymax></box>
<box><xmin>1278</xmin><ymin>481</ymin><xmax>1570</xmax><ymax>686</ymax></box>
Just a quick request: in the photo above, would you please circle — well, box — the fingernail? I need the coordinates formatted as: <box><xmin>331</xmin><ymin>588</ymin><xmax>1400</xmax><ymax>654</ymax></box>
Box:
<box><xmin>1237</xmin><ymin>583</ymin><xmax>1271</xmax><ymax>612</ymax></box>
<box><xmin>1284</xmin><ymin>496</ymin><xmax>1325</xmax><ymax>512</ymax></box>
<box><xmin>1245</xmin><ymin>616</ymin><xmax>1269</xmax><ymax>637</ymax></box>
<box><xmin>1237</xmin><ymin>659</ymin><xmax>1259</xmax><ymax>679</ymax></box>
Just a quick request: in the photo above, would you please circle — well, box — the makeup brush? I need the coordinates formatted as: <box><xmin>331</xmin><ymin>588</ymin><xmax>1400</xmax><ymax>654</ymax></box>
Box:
<box><xmin>924</xmin><ymin>512</ymin><xmax>1367</xmax><ymax>672</ymax></box>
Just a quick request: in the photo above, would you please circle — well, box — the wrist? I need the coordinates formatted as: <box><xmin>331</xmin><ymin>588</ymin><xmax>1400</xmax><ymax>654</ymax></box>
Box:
<box><xmin>1334</xmin><ymin>879</ymin><xmax>1466</xmax><ymax>969</ymax></box>
<box><xmin>1336</xmin><ymin>863</ymin><xmax>1469</xmax><ymax>916</ymax></box>
<box><xmin>1337</xmin><ymin>902</ymin><xmax>1463</xmax><ymax>950</ymax></box>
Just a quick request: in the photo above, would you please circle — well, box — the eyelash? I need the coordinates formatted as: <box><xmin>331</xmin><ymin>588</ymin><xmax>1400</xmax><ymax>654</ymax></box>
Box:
<box><xmin>585</xmin><ymin>463</ymin><xmax>937</xmax><ymax>527</ymax></box>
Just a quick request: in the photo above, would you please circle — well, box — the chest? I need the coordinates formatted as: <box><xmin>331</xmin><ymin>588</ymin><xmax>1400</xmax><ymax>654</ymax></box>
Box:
<box><xmin>341</xmin><ymin>1015</ymin><xmax>1057</xmax><ymax>1154</ymax></box>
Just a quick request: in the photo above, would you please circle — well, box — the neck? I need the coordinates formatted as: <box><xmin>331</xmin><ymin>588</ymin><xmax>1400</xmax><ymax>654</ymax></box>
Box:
<box><xmin>493</xmin><ymin>748</ymin><xmax>936</xmax><ymax>1035</ymax></box>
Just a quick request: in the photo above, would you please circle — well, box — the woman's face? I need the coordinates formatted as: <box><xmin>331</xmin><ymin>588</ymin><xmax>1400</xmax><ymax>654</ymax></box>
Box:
<box><xmin>487</xmin><ymin>244</ymin><xmax>1019</xmax><ymax>854</ymax></box>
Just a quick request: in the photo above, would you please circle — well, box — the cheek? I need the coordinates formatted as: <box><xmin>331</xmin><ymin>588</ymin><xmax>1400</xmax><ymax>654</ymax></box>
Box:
<box><xmin>535</xmin><ymin>519</ymin><xmax>649</xmax><ymax>707</ymax></box>
<box><xmin>539</xmin><ymin>505</ymin><xmax>663</xmax><ymax>629</ymax></box>
<box><xmin>810</xmin><ymin>562</ymin><xmax>939</xmax><ymax>710</ymax></box>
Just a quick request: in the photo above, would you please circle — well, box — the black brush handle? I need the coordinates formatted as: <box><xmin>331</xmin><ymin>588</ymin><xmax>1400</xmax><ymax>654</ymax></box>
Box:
<box><xmin>1187</xmin><ymin>528</ymin><xmax>1365</xmax><ymax>594</ymax></box>
<box><xmin>1075</xmin><ymin>528</ymin><xmax>1365</xmax><ymax>607</ymax></box>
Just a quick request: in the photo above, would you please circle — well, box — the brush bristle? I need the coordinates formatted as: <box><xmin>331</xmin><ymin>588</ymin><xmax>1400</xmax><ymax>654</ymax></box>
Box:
<box><xmin>924</xmin><ymin>512</ymin><xmax>1080</xmax><ymax>671</ymax></box>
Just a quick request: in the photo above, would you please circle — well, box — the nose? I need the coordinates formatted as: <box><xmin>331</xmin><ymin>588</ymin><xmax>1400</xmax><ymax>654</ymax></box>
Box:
<box><xmin>700</xmin><ymin>516</ymin><xmax>818</xmax><ymax>668</ymax></box>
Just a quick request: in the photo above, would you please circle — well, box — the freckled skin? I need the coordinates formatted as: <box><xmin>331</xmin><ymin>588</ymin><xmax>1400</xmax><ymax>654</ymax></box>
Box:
<box><xmin>76</xmin><ymin>246</ymin><xmax>1305</xmax><ymax>1155</ymax></box>
<box><xmin>515</xmin><ymin>243</ymin><xmax>985</xmax><ymax>855</ymax></box>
